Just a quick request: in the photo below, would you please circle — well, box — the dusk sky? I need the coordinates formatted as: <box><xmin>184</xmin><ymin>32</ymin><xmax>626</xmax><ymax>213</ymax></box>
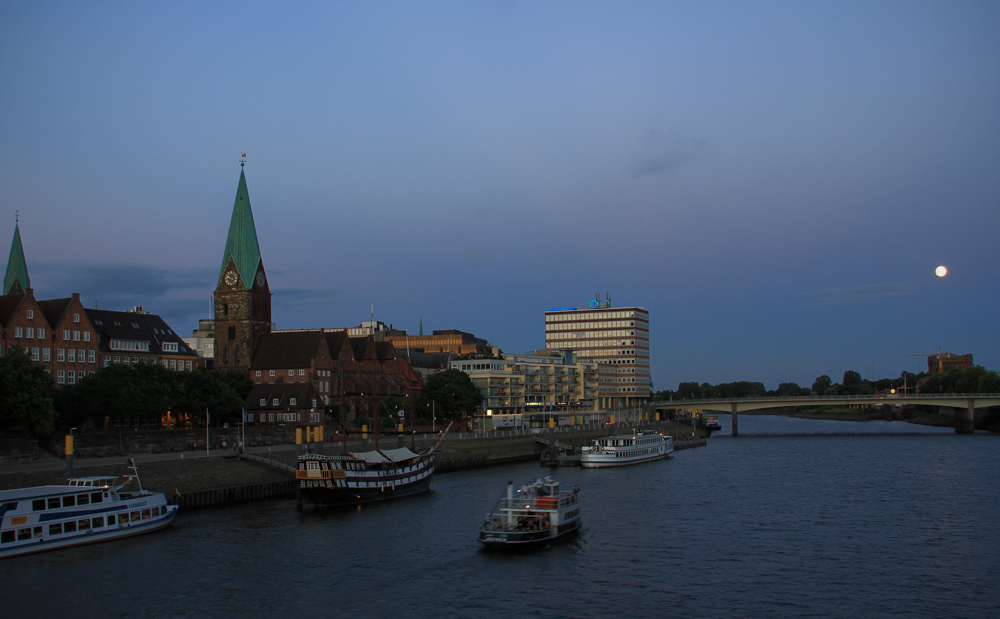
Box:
<box><xmin>2</xmin><ymin>2</ymin><xmax>998</xmax><ymax>392</ymax></box>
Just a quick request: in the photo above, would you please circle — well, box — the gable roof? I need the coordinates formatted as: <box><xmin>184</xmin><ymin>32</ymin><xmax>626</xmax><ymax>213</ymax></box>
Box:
<box><xmin>0</xmin><ymin>293</ymin><xmax>25</xmax><ymax>326</ymax></box>
<box><xmin>37</xmin><ymin>297</ymin><xmax>73</xmax><ymax>329</ymax></box>
<box><xmin>219</xmin><ymin>167</ymin><xmax>263</xmax><ymax>289</ymax></box>
<box><xmin>249</xmin><ymin>331</ymin><xmax>326</xmax><ymax>370</ymax></box>
<box><xmin>85</xmin><ymin>308</ymin><xmax>197</xmax><ymax>357</ymax></box>
<box><xmin>4</xmin><ymin>223</ymin><xmax>30</xmax><ymax>295</ymax></box>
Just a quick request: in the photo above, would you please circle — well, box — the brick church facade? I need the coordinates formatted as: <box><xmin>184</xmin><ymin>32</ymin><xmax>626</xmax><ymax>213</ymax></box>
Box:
<box><xmin>213</xmin><ymin>163</ymin><xmax>420</xmax><ymax>428</ymax></box>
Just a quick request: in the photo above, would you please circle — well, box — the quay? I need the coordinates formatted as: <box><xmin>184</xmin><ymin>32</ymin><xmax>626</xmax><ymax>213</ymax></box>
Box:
<box><xmin>0</xmin><ymin>421</ymin><xmax>708</xmax><ymax>509</ymax></box>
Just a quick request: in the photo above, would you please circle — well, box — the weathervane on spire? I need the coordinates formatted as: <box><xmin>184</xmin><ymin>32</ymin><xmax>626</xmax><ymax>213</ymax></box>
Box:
<box><xmin>240</xmin><ymin>152</ymin><xmax>246</xmax><ymax>168</ymax></box>
<box><xmin>15</xmin><ymin>210</ymin><xmax>18</xmax><ymax>224</ymax></box>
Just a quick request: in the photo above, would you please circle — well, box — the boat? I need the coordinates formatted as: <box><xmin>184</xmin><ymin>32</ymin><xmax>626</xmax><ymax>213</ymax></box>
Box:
<box><xmin>0</xmin><ymin>459</ymin><xmax>178</xmax><ymax>559</ymax></box>
<box><xmin>579</xmin><ymin>429</ymin><xmax>673</xmax><ymax>468</ymax></box>
<box><xmin>478</xmin><ymin>477</ymin><xmax>581</xmax><ymax>548</ymax></box>
<box><xmin>295</xmin><ymin>446</ymin><xmax>436</xmax><ymax>507</ymax></box>
<box><xmin>698</xmin><ymin>414</ymin><xmax>722</xmax><ymax>432</ymax></box>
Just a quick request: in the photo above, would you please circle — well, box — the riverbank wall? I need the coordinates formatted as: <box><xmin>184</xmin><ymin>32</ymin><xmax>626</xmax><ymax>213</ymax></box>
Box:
<box><xmin>0</xmin><ymin>421</ymin><xmax>706</xmax><ymax>509</ymax></box>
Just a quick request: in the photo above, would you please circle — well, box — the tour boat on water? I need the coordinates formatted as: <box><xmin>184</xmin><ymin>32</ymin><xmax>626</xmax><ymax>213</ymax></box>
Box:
<box><xmin>478</xmin><ymin>477</ymin><xmax>581</xmax><ymax>548</ymax></box>
<box><xmin>698</xmin><ymin>414</ymin><xmax>722</xmax><ymax>432</ymax></box>
<box><xmin>579</xmin><ymin>430</ymin><xmax>674</xmax><ymax>468</ymax></box>
<box><xmin>0</xmin><ymin>460</ymin><xmax>177</xmax><ymax>559</ymax></box>
<box><xmin>295</xmin><ymin>446</ymin><xmax>435</xmax><ymax>507</ymax></box>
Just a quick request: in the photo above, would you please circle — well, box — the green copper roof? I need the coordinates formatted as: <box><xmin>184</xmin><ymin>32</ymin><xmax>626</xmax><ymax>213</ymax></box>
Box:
<box><xmin>4</xmin><ymin>223</ymin><xmax>30</xmax><ymax>295</ymax></box>
<box><xmin>219</xmin><ymin>168</ymin><xmax>263</xmax><ymax>289</ymax></box>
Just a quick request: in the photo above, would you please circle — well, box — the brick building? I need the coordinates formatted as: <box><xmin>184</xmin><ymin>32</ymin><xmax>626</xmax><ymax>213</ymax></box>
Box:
<box><xmin>212</xmin><ymin>164</ymin><xmax>420</xmax><ymax>427</ymax></box>
<box><xmin>1</xmin><ymin>223</ymin><xmax>202</xmax><ymax>384</ymax></box>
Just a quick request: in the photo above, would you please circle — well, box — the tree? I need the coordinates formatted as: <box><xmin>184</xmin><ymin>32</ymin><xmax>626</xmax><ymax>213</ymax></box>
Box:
<box><xmin>812</xmin><ymin>375</ymin><xmax>832</xmax><ymax>394</ymax></box>
<box><xmin>418</xmin><ymin>369</ymin><xmax>482</xmax><ymax>420</ymax></box>
<box><xmin>842</xmin><ymin>370</ymin><xmax>862</xmax><ymax>395</ymax></box>
<box><xmin>775</xmin><ymin>382</ymin><xmax>803</xmax><ymax>397</ymax></box>
<box><xmin>676</xmin><ymin>382</ymin><xmax>700</xmax><ymax>399</ymax></box>
<box><xmin>0</xmin><ymin>345</ymin><xmax>56</xmax><ymax>436</ymax></box>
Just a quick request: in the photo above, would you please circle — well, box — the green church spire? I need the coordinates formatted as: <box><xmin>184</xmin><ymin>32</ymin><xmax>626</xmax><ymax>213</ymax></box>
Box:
<box><xmin>219</xmin><ymin>165</ymin><xmax>263</xmax><ymax>289</ymax></box>
<box><xmin>4</xmin><ymin>220</ymin><xmax>30</xmax><ymax>295</ymax></box>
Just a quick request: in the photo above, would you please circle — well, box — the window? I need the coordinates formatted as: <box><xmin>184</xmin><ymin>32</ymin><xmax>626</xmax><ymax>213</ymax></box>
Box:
<box><xmin>48</xmin><ymin>497</ymin><xmax>60</xmax><ymax>509</ymax></box>
<box><xmin>79</xmin><ymin>348</ymin><xmax>85</xmax><ymax>362</ymax></box>
<box><xmin>88</xmin><ymin>350</ymin><xmax>95</xmax><ymax>363</ymax></box>
<box><xmin>49</xmin><ymin>523</ymin><xmax>62</xmax><ymax>536</ymax></box>
<box><xmin>169</xmin><ymin>359</ymin><xmax>176</xmax><ymax>371</ymax></box>
<box><xmin>107</xmin><ymin>514</ymin><xmax>116</xmax><ymax>525</ymax></box>
<box><xmin>288</xmin><ymin>370</ymin><xmax>294</xmax><ymax>377</ymax></box>
<box><xmin>32</xmin><ymin>499</ymin><xmax>45</xmax><ymax>511</ymax></box>
<box><xmin>272</xmin><ymin>398</ymin><xmax>279</xmax><ymax>405</ymax></box>
<box><xmin>42</xmin><ymin>348</ymin><xmax>50</xmax><ymax>362</ymax></box>
<box><xmin>299</xmin><ymin>369</ymin><xmax>305</xmax><ymax>376</ymax></box>
<box><xmin>260</xmin><ymin>398</ymin><xmax>266</xmax><ymax>405</ymax></box>
<box><xmin>248</xmin><ymin>413</ymin><xmax>254</xmax><ymax>422</ymax></box>
<box><xmin>14</xmin><ymin>327</ymin><xmax>22</xmax><ymax>338</ymax></box>
<box><xmin>67</xmin><ymin>349</ymin><xmax>75</xmax><ymax>363</ymax></box>
<box><xmin>31</xmin><ymin>347</ymin><xmax>39</xmax><ymax>361</ymax></box>
<box><xmin>83</xmin><ymin>332</ymin><xmax>90</xmax><ymax>342</ymax></box>
<box><xmin>256</xmin><ymin>371</ymin><xmax>261</xmax><ymax>377</ymax></box>
<box><xmin>68</xmin><ymin>372</ymin><xmax>76</xmax><ymax>385</ymax></box>
<box><xmin>92</xmin><ymin>516</ymin><xmax>104</xmax><ymax>528</ymax></box>
<box><xmin>269</xmin><ymin>413</ymin><xmax>275</xmax><ymax>422</ymax></box>
<box><xmin>73</xmin><ymin>313</ymin><xmax>79</xmax><ymax>323</ymax></box>
<box><xmin>290</xmin><ymin>398</ymin><xmax>297</xmax><ymax>405</ymax></box>
<box><xmin>38</xmin><ymin>328</ymin><xmax>45</xmax><ymax>339</ymax></box>
<box><xmin>269</xmin><ymin>370</ymin><xmax>275</xmax><ymax>377</ymax></box>
<box><xmin>63</xmin><ymin>329</ymin><xmax>70</xmax><ymax>340</ymax></box>
<box><xmin>162</xmin><ymin>342</ymin><xmax>179</xmax><ymax>352</ymax></box>
<box><xmin>26</xmin><ymin>309</ymin><xmax>33</xmax><ymax>319</ymax></box>
<box><xmin>26</xmin><ymin>327</ymin><xmax>34</xmax><ymax>338</ymax></box>
<box><xmin>62</xmin><ymin>495</ymin><xmax>76</xmax><ymax>508</ymax></box>
<box><xmin>104</xmin><ymin>358</ymin><xmax>110</xmax><ymax>367</ymax></box>
<box><xmin>73</xmin><ymin>331</ymin><xmax>80</xmax><ymax>341</ymax></box>
<box><xmin>57</xmin><ymin>370</ymin><xmax>65</xmax><ymax>384</ymax></box>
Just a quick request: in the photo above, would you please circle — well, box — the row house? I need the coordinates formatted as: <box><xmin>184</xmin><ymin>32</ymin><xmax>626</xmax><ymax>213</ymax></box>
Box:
<box><xmin>0</xmin><ymin>291</ymin><xmax>101</xmax><ymax>386</ymax></box>
<box><xmin>246</xmin><ymin>330</ymin><xmax>420</xmax><ymax>426</ymax></box>
<box><xmin>86</xmin><ymin>307</ymin><xmax>201</xmax><ymax>372</ymax></box>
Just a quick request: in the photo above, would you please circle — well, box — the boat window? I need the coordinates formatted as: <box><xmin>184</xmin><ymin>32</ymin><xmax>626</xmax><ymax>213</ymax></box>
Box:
<box><xmin>107</xmin><ymin>514</ymin><xmax>116</xmax><ymax>525</ymax></box>
<box><xmin>49</xmin><ymin>523</ymin><xmax>63</xmax><ymax>535</ymax></box>
<box><xmin>64</xmin><ymin>521</ymin><xmax>77</xmax><ymax>533</ymax></box>
<box><xmin>130</xmin><ymin>511</ymin><xmax>140</xmax><ymax>522</ymax></box>
<box><xmin>17</xmin><ymin>528</ymin><xmax>31</xmax><ymax>541</ymax></box>
<box><xmin>92</xmin><ymin>516</ymin><xmax>104</xmax><ymax>528</ymax></box>
<box><xmin>141</xmin><ymin>509</ymin><xmax>151</xmax><ymax>520</ymax></box>
<box><xmin>62</xmin><ymin>496</ymin><xmax>76</xmax><ymax>507</ymax></box>
<box><xmin>77</xmin><ymin>494</ymin><xmax>90</xmax><ymax>505</ymax></box>
<box><xmin>1</xmin><ymin>531</ymin><xmax>14</xmax><ymax>543</ymax></box>
<box><xmin>32</xmin><ymin>499</ymin><xmax>45</xmax><ymax>511</ymax></box>
<box><xmin>79</xmin><ymin>519</ymin><xmax>91</xmax><ymax>530</ymax></box>
<box><xmin>307</xmin><ymin>461</ymin><xmax>320</xmax><ymax>470</ymax></box>
<box><xmin>91</xmin><ymin>492</ymin><xmax>103</xmax><ymax>503</ymax></box>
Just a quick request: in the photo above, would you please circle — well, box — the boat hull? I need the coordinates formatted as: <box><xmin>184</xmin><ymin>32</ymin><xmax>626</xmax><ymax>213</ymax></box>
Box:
<box><xmin>580</xmin><ymin>450</ymin><xmax>673</xmax><ymax>468</ymax></box>
<box><xmin>299</xmin><ymin>474</ymin><xmax>433</xmax><ymax>506</ymax></box>
<box><xmin>478</xmin><ymin>518</ymin><xmax>581</xmax><ymax>548</ymax></box>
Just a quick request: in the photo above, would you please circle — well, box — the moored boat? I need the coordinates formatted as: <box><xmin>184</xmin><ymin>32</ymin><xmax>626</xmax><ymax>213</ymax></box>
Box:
<box><xmin>0</xmin><ymin>459</ymin><xmax>177</xmax><ymax>559</ymax></box>
<box><xmin>579</xmin><ymin>429</ymin><xmax>673</xmax><ymax>468</ymax></box>
<box><xmin>698</xmin><ymin>414</ymin><xmax>722</xmax><ymax>431</ymax></box>
<box><xmin>296</xmin><ymin>446</ymin><xmax>435</xmax><ymax>507</ymax></box>
<box><xmin>478</xmin><ymin>477</ymin><xmax>581</xmax><ymax>548</ymax></box>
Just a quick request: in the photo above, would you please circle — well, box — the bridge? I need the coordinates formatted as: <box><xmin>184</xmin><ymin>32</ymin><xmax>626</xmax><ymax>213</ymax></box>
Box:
<box><xmin>652</xmin><ymin>393</ymin><xmax>1000</xmax><ymax>436</ymax></box>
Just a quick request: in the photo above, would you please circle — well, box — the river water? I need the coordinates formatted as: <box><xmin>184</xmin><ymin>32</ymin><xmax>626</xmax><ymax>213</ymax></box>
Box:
<box><xmin>3</xmin><ymin>416</ymin><xmax>997</xmax><ymax>619</ymax></box>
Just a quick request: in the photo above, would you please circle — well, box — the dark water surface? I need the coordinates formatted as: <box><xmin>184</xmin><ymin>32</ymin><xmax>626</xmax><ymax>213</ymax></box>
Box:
<box><xmin>3</xmin><ymin>416</ymin><xmax>997</xmax><ymax>619</ymax></box>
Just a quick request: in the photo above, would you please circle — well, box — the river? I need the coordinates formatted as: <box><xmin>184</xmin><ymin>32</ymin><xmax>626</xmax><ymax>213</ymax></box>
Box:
<box><xmin>3</xmin><ymin>416</ymin><xmax>997</xmax><ymax>618</ymax></box>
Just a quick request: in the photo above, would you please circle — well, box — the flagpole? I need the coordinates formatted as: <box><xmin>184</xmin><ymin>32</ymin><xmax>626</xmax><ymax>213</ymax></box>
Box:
<box><xmin>206</xmin><ymin>407</ymin><xmax>210</xmax><ymax>456</ymax></box>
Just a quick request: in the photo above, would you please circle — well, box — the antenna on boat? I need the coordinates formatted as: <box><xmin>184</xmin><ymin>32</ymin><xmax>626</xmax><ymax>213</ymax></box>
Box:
<box><xmin>124</xmin><ymin>457</ymin><xmax>144</xmax><ymax>491</ymax></box>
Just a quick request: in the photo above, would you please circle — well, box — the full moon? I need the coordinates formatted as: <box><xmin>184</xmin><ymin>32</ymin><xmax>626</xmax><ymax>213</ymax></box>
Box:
<box><xmin>935</xmin><ymin>266</ymin><xmax>948</xmax><ymax>277</ymax></box>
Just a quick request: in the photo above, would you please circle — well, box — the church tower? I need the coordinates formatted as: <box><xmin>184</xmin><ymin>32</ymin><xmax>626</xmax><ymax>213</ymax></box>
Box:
<box><xmin>4</xmin><ymin>219</ymin><xmax>30</xmax><ymax>295</ymax></box>
<box><xmin>214</xmin><ymin>162</ymin><xmax>271</xmax><ymax>371</ymax></box>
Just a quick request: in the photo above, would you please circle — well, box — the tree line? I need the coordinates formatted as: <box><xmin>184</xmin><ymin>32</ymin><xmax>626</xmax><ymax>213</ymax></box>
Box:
<box><xmin>654</xmin><ymin>365</ymin><xmax>1000</xmax><ymax>401</ymax></box>
<box><xmin>0</xmin><ymin>345</ymin><xmax>252</xmax><ymax>438</ymax></box>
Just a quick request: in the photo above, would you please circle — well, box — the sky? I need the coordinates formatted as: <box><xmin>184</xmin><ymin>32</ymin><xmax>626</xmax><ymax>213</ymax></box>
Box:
<box><xmin>2</xmin><ymin>1</ymin><xmax>998</xmax><ymax>392</ymax></box>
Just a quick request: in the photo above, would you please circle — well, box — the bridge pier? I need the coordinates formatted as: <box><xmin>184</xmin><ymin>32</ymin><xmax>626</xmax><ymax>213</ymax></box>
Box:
<box><xmin>731</xmin><ymin>403</ymin><xmax>739</xmax><ymax>437</ymax></box>
<box><xmin>956</xmin><ymin>400</ymin><xmax>975</xmax><ymax>434</ymax></box>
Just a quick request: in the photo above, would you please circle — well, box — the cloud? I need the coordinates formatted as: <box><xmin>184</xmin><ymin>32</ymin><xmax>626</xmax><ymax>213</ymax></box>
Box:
<box><xmin>808</xmin><ymin>283</ymin><xmax>917</xmax><ymax>306</ymax></box>
<box><xmin>462</xmin><ymin>249</ymin><xmax>488</xmax><ymax>265</ymax></box>
<box><xmin>31</xmin><ymin>263</ymin><xmax>214</xmax><ymax>308</ymax></box>
<box><xmin>629</xmin><ymin>129</ymin><xmax>708</xmax><ymax>179</ymax></box>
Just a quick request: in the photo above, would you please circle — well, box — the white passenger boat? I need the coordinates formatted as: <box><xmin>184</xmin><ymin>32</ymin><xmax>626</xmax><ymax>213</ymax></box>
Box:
<box><xmin>0</xmin><ymin>460</ymin><xmax>178</xmax><ymax>559</ymax></box>
<box><xmin>295</xmin><ymin>447</ymin><xmax>436</xmax><ymax>507</ymax></box>
<box><xmin>478</xmin><ymin>477</ymin><xmax>581</xmax><ymax>548</ymax></box>
<box><xmin>579</xmin><ymin>430</ymin><xmax>673</xmax><ymax>468</ymax></box>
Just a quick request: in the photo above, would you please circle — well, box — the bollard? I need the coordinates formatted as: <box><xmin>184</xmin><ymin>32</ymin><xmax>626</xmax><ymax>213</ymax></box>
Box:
<box><xmin>65</xmin><ymin>435</ymin><xmax>74</xmax><ymax>479</ymax></box>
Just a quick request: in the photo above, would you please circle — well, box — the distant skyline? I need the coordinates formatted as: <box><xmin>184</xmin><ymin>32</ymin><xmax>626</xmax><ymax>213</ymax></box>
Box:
<box><xmin>2</xmin><ymin>2</ymin><xmax>998</xmax><ymax>391</ymax></box>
